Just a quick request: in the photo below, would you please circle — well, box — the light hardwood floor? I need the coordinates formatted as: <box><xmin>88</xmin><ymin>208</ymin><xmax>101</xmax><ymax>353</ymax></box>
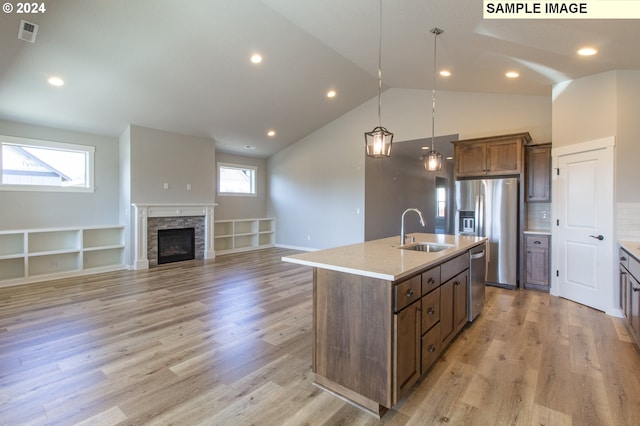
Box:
<box><xmin>1</xmin><ymin>248</ymin><xmax>640</xmax><ymax>425</ymax></box>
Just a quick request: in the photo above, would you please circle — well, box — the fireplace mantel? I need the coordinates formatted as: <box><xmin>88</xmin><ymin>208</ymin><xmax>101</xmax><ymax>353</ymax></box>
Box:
<box><xmin>132</xmin><ymin>203</ymin><xmax>217</xmax><ymax>270</ymax></box>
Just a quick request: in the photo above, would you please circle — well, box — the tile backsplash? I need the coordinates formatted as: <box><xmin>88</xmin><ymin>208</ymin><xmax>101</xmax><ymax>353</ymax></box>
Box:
<box><xmin>527</xmin><ymin>202</ymin><xmax>551</xmax><ymax>231</ymax></box>
<box><xmin>618</xmin><ymin>202</ymin><xmax>640</xmax><ymax>241</ymax></box>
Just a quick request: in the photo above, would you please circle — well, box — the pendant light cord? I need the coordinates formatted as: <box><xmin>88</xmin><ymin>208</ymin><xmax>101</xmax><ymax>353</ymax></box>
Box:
<box><xmin>431</xmin><ymin>28</ymin><xmax>441</xmax><ymax>151</ymax></box>
<box><xmin>377</xmin><ymin>0</ymin><xmax>383</xmax><ymax>127</ymax></box>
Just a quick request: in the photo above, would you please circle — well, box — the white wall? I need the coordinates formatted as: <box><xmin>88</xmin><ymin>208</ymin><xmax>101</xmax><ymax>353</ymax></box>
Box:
<box><xmin>269</xmin><ymin>88</ymin><xmax>551</xmax><ymax>250</ymax></box>
<box><xmin>214</xmin><ymin>152</ymin><xmax>268</xmax><ymax>220</ymax></box>
<box><xmin>0</xmin><ymin>119</ymin><xmax>120</xmax><ymax>230</ymax></box>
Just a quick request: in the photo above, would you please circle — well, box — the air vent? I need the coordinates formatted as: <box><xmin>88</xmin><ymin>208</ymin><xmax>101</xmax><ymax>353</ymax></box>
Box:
<box><xmin>18</xmin><ymin>19</ymin><xmax>38</xmax><ymax>43</ymax></box>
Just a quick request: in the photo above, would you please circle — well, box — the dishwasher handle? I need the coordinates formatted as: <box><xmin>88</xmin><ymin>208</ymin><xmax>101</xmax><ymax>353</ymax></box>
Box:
<box><xmin>470</xmin><ymin>250</ymin><xmax>485</xmax><ymax>260</ymax></box>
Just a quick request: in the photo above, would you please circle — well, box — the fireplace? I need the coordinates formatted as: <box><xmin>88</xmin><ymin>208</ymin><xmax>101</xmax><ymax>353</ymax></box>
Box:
<box><xmin>157</xmin><ymin>228</ymin><xmax>195</xmax><ymax>264</ymax></box>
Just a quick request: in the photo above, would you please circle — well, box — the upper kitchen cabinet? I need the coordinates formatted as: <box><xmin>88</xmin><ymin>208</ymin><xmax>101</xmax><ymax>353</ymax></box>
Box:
<box><xmin>452</xmin><ymin>132</ymin><xmax>531</xmax><ymax>178</ymax></box>
<box><xmin>526</xmin><ymin>144</ymin><xmax>551</xmax><ymax>202</ymax></box>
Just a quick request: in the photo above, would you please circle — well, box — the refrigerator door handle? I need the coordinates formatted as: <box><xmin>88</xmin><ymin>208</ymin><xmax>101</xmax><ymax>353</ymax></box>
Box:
<box><xmin>475</xmin><ymin>195</ymin><xmax>484</xmax><ymax>237</ymax></box>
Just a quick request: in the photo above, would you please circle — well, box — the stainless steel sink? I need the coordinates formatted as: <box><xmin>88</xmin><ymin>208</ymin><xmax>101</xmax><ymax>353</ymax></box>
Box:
<box><xmin>397</xmin><ymin>242</ymin><xmax>453</xmax><ymax>252</ymax></box>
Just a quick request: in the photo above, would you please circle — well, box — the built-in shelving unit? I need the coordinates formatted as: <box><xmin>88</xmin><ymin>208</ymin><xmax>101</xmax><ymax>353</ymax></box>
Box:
<box><xmin>0</xmin><ymin>225</ymin><xmax>125</xmax><ymax>287</ymax></box>
<box><xmin>214</xmin><ymin>218</ymin><xmax>275</xmax><ymax>255</ymax></box>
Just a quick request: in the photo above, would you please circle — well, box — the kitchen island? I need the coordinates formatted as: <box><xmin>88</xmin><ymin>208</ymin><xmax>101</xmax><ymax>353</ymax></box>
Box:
<box><xmin>283</xmin><ymin>233</ymin><xmax>486</xmax><ymax>417</ymax></box>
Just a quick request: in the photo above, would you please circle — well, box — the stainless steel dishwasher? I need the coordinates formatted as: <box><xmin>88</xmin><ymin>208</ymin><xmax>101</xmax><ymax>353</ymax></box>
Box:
<box><xmin>469</xmin><ymin>243</ymin><xmax>486</xmax><ymax>321</ymax></box>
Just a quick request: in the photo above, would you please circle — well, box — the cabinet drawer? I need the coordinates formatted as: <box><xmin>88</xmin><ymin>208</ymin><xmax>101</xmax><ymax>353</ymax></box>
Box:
<box><xmin>421</xmin><ymin>266</ymin><xmax>441</xmax><ymax>295</ymax></box>
<box><xmin>421</xmin><ymin>323</ymin><xmax>441</xmax><ymax>374</ymax></box>
<box><xmin>421</xmin><ymin>287</ymin><xmax>440</xmax><ymax>332</ymax></box>
<box><xmin>441</xmin><ymin>252</ymin><xmax>469</xmax><ymax>283</ymax></box>
<box><xmin>395</xmin><ymin>275</ymin><xmax>421</xmax><ymax>312</ymax></box>
<box><xmin>526</xmin><ymin>234</ymin><xmax>549</xmax><ymax>249</ymax></box>
<box><xmin>620</xmin><ymin>248</ymin><xmax>630</xmax><ymax>270</ymax></box>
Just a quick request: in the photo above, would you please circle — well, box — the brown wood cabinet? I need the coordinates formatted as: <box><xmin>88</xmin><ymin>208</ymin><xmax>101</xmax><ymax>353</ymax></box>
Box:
<box><xmin>524</xmin><ymin>234</ymin><xmax>550</xmax><ymax>291</ymax></box>
<box><xmin>311</xmin><ymin>246</ymin><xmax>478</xmax><ymax>416</ymax></box>
<box><xmin>394</xmin><ymin>300</ymin><xmax>421</xmax><ymax>399</ymax></box>
<box><xmin>526</xmin><ymin>144</ymin><xmax>551</xmax><ymax>202</ymax></box>
<box><xmin>452</xmin><ymin>132</ymin><xmax>531</xmax><ymax>178</ymax></box>
<box><xmin>440</xmin><ymin>270</ymin><xmax>469</xmax><ymax>348</ymax></box>
<box><xmin>620</xmin><ymin>248</ymin><xmax>640</xmax><ymax>346</ymax></box>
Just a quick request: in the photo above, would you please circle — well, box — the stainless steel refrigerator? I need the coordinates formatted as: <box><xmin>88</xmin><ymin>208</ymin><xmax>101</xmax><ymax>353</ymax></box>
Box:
<box><xmin>455</xmin><ymin>178</ymin><xmax>518</xmax><ymax>288</ymax></box>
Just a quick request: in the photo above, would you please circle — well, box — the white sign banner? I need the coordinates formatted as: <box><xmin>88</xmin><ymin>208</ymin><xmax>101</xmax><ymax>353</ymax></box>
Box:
<box><xmin>484</xmin><ymin>1</ymin><xmax>640</xmax><ymax>19</ymax></box>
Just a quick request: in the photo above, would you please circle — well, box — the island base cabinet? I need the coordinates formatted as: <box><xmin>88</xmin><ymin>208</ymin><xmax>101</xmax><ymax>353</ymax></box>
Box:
<box><xmin>440</xmin><ymin>270</ymin><xmax>469</xmax><ymax>349</ymax></box>
<box><xmin>313</xmin><ymin>268</ymin><xmax>394</xmax><ymax>413</ymax></box>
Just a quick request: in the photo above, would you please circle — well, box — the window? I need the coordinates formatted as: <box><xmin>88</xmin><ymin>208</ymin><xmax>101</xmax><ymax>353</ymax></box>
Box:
<box><xmin>217</xmin><ymin>162</ymin><xmax>256</xmax><ymax>196</ymax></box>
<box><xmin>1</xmin><ymin>135</ymin><xmax>94</xmax><ymax>192</ymax></box>
<box><xmin>436</xmin><ymin>187</ymin><xmax>446</xmax><ymax>218</ymax></box>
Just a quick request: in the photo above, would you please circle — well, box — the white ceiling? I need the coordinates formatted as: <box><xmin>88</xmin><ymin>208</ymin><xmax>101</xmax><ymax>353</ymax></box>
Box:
<box><xmin>1</xmin><ymin>0</ymin><xmax>639</xmax><ymax>157</ymax></box>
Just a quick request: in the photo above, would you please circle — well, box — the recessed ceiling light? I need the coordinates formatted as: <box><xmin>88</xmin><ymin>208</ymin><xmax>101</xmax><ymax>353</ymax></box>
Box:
<box><xmin>267</xmin><ymin>130</ymin><xmax>276</xmax><ymax>137</ymax></box>
<box><xmin>505</xmin><ymin>71</ymin><xmax>520</xmax><ymax>78</ymax></box>
<box><xmin>48</xmin><ymin>76</ymin><xmax>64</xmax><ymax>86</ymax></box>
<box><xmin>250</xmin><ymin>53</ymin><xmax>263</xmax><ymax>64</ymax></box>
<box><xmin>327</xmin><ymin>90</ymin><xmax>336</xmax><ymax>98</ymax></box>
<box><xmin>439</xmin><ymin>70</ymin><xmax>451</xmax><ymax>77</ymax></box>
<box><xmin>577</xmin><ymin>47</ymin><xmax>597</xmax><ymax>56</ymax></box>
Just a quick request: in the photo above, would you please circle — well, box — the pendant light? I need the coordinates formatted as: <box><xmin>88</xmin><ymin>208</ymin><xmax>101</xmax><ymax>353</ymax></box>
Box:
<box><xmin>364</xmin><ymin>0</ymin><xmax>393</xmax><ymax>158</ymax></box>
<box><xmin>423</xmin><ymin>27</ymin><xmax>444</xmax><ymax>171</ymax></box>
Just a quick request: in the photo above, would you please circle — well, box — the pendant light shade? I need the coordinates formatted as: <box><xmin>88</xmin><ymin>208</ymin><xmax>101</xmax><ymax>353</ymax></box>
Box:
<box><xmin>424</xmin><ymin>27</ymin><xmax>443</xmax><ymax>172</ymax></box>
<box><xmin>365</xmin><ymin>126</ymin><xmax>393</xmax><ymax>157</ymax></box>
<box><xmin>364</xmin><ymin>0</ymin><xmax>393</xmax><ymax>158</ymax></box>
<box><xmin>423</xmin><ymin>149</ymin><xmax>443</xmax><ymax>172</ymax></box>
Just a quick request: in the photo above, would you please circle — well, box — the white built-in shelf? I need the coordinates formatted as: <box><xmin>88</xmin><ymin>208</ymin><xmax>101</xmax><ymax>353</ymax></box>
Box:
<box><xmin>0</xmin><ymin>225</ymin><xmax>126</xmax><ymax>287</ymax></box>
<box><xmin>214</xmin><ymin>218</ymin><xmax>275</xmax><ymax>255</ymax></box>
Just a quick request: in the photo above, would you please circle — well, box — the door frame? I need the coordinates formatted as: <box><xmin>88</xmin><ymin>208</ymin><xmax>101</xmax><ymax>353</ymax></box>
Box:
<box><xmin>551</xmin><ymin>136</ymin><xmax>620</xmax><ymax>317</ymax></box>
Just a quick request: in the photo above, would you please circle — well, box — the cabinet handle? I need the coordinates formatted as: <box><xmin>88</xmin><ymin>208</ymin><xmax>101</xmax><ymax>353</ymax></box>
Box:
<box><xmin>534</xmin><ymin>240</ymin><xmax>541</xmax><ymax>245</ymax></box>
<box><xmin>406</xmin><ymin>289</ymin><xmax>414</xmax><ymax>298</ymax></box>
<box><xmin>428</xmin><ymin>277</ymin><xmax>435</xmax><ymax>285</ymax></box>
<box><xmin>454</xmin><ymin>281</ymin><xmax>460</xmax><ymax>286</ymax></box>
<box><xmin>428</xmin><ymin>307</ymin><xmax>435</xmax><ymax>315</ymax></box>
<box><xmin>633</xmin><ymin>287</ymin><xmax>640</xmax><ymax>293</ymax></box>
<box><xmin>428</xmin><ymin>345</ymin><xmax>436</xmax><ymax>353</ymax></box>
<box><xmin>621</xmin><ymin>256</ymin><xmax>627</xmax><ymax>261</ymax></box>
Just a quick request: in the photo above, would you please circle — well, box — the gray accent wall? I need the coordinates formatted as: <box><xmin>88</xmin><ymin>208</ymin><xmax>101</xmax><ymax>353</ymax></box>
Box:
<box><xmin>0</xmin><ymin>119</ymin><xmax>120</xmax><ymax>230</ymax></box>
<box><xmin>365</xmin><ymin>135</ymin><xmax>457</xmax><ymax>241</ymax></box>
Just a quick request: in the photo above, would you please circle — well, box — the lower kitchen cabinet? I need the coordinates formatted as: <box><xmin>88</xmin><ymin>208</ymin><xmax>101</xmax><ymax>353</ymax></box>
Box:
<box><xmin>524</xmin><ymin>233</ymin><xmax>550</xmax><ymax>291</ymax></box>
<box><xmin>620</xmin><ymin>246</ymin><xmax>640</xmax><ymax>345</ymax></box>
<box><xmin>394</xmin><ymin>299</ymin><xmax>421</xmax><ymax>399</ymax></box>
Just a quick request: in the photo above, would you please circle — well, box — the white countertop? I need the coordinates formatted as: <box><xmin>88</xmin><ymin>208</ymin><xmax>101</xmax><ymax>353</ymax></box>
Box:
<box><xmin>524</xmin><ymin>230</ymin><xmax>551</xmax><ymax>235</ymax></box>
<box><xmin>282</xmin><ymin>233</ymin><xmax>487</xmax><ymax>281</ymax></box>
<box><xmin>620</xmin><ymin>240</ymin><xmax>640</xmax><ymax>261</ymax></box>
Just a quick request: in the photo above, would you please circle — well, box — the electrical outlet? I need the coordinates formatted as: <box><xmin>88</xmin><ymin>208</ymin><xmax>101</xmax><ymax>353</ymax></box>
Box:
<box><xmin>307</xmin><ymin>235</ymin><xmax>311</xmax><ymax>241</ymax></box>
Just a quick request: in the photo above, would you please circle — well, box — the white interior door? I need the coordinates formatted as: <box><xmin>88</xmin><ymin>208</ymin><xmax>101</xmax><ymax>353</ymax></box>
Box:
<box><xmin>553</xmin><ymin>138</ymin><xmax>615</xmax><ymax>313</ymax></box>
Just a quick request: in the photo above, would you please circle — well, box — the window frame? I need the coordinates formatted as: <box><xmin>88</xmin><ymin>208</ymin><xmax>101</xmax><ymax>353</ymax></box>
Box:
<box><xmin>0</xmin><ymin>135</ymin><xmax>95</xmax><ymax>193</ymax></box>
<box><xmin>217</xmin><ymin>162</ymin><xmax>257</xmax><ymax>197</ymax></box>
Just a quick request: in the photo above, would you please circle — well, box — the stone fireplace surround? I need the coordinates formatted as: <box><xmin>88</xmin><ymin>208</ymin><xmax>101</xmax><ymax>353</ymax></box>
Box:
<box><xmin>132</xmin><ymin>203</ymin><xmax>216</xmax><ymax>270</ymax></box>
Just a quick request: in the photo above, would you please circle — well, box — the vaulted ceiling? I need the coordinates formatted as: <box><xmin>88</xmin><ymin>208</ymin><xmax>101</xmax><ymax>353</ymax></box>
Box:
<box><xmin>1</xmin><ymin>0</ymin><xmax>639</xmax><ymax>157</ymax></box>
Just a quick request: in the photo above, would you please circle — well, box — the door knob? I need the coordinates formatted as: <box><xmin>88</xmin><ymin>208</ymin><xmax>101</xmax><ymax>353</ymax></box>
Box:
<box><xmin>589</xmin><ymin>234</ymin><xmax>604</xmax><ymax>241</ymax></box>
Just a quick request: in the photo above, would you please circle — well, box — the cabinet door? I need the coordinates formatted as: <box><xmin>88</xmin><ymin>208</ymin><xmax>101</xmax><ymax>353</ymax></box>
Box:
<box><xmin>526</xmin><ymin>247</ymin><xmax>549</xmax><ymax>287</ymax></box>
<box><xmin>630</xmin><ymin>276</ymin><xmax>640</xmax><ymax>338</ymax></box>
<box><xmin>620</xmin><ymin>267</ymin><xmax>628</xmax><ymax>316</ymax></box>
<box><xmin>439</xmin><ymin>280</ymin><xmax>454</xmax><ymax>346</ymax></box>
<box><xmin>421</xmin><ymin>323</ymin><xmax>441</xmax><ymax>374</ymax></box>
<box><xmin>453</xmin><ymin>271</ymin><xmax>468</xmax><ymax>333</ymax></box>
<box><xmin>455</xmin><ymin>143</ymin><xmax>486</xmax><ymax>177</ymax></box>
<box><xmin>526</xmin><ymin>145</ymin><xmax>551</xmax><ymax>202</ymax></box>
<box><xmin>486</xmin><ymin>140</ymin><xmax>522</xmax><ymax>175</ymax></box>
<box><xmin>394</xmin><ymin>301</ymin><xmax>420</xmax><ymax>401</ymax></box>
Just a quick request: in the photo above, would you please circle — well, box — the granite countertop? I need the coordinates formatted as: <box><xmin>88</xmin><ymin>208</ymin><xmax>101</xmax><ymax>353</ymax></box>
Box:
<box><xmin>619</xmin><ymin>240</ymin><xmax>640</xmax><ymax>261</ymax></box>
<box><xmin>282</xmin><ymin>233</ymin><xmax>486</xmax><ymax>281</ymax></box>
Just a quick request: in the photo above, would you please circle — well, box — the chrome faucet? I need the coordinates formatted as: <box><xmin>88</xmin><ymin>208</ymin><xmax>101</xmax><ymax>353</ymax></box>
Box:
<box><xmin>400</xmin><ymin>208</ymin><xmax>426</xmax><ymax>245</ymax></box>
